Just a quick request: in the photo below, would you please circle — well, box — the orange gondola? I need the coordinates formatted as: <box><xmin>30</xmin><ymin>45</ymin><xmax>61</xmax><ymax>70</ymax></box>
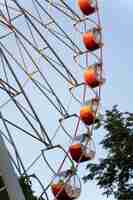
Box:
<box><xmin>79</xmin><ymin>98</ymin><xmax>99</xmax><ymax>125</ymax></box>
<box><xmin>51</xmin><ymin>170</ymin><xmax>81</xmax><ymax>200</ymax></box>
<box><xmin>77</xmin><ymin>0</ymin><xmax>96</xmax><ymax>15</ymax></box>
<box><xmin>69</xmin><ymin>134</ymin><xmax>95</xmax><ymax>162</ymax></box>
<box><xmin>84</xmin><ymin>63</ymin><xmax>104</xmax><ymax>88</ymax></box>
<box><xmin>83</xmin><ymin>28</ymin><xmax>101</xmax><ymax>51</ymax></box>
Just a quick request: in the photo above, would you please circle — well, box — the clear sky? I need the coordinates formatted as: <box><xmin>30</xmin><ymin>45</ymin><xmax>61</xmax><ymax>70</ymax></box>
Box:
<box><xmin>0</xmin><ymin>1</ymin><xmax>133</xmax><ymax>200</ymax></box>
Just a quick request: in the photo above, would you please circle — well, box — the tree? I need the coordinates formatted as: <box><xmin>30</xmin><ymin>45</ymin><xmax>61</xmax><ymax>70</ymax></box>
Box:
<box><xmin>83</xmin><ymin>106</ymin><xmax>133</xmax><ymax>199</ymax></box>
<box><xmin>19</xmin><ymin>176</ymin><xmax>38</xmax><ymax>200</ymax></box>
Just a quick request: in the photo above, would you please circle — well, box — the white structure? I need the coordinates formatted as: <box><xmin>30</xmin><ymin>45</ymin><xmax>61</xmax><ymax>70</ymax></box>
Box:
<box><xmin>0</xmin><ymin>135</ymin><xmax>25</xmax><ymax>200</ymax></box>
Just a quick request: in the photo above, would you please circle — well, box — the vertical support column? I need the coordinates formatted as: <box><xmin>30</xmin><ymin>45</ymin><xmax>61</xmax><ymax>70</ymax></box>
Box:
<box><xmin>0</xmin><ymin>135</ymin><xmax>25</xmax><ymax>200</ymax></box>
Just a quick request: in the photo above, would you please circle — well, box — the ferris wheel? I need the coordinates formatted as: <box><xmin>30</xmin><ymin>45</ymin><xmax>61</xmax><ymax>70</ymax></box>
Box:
<box><xmin>0</xmin><ymin>0</ymin><xmax>105</xmax><ymax>199</ymax></box>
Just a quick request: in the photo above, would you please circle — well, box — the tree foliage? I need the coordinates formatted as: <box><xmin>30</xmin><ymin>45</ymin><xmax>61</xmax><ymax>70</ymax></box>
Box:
<box><xmin>19</xmin><ymin>176</ymin><xmax>38</xmax><ymax>200</ymax></box>
<box><xmin>83</xmin><ymin>106</ymin><xmax>133</xmax><ymax>199</ymax></box>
